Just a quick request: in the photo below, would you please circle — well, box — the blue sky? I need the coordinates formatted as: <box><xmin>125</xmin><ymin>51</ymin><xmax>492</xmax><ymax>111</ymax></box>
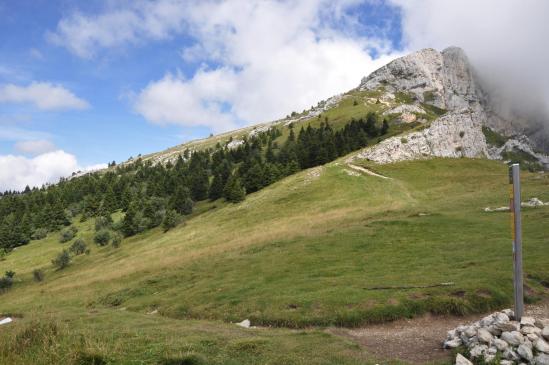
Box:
<box><xmin>0</xmin><ymin>0</ymin><xmax>400</xmax><ymax>173</ymax></box>
<box><xmin>1</xmin><ymin>0</ymin><xmax>544</xmax><ymax>191</ymax></box>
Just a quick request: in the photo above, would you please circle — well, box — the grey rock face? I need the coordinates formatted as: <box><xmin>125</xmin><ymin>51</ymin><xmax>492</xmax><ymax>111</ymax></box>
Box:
<box><xmin>543</xmin><ymin>327</ymin><xmax>549</xmax><ymax>341</ymax></box>
<box><xmin>359</xmin><ymin>47</ymin><xmax>482</xmax><ymax>112</ymax></box>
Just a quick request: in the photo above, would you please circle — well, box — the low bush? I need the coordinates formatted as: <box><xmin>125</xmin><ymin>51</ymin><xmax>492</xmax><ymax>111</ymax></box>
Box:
<box><xmin>33</xmin><ymin>269</ymin><xmax>45</xmax><ymax>282</ymax></box>
<box><xmin>94</xmin><ymin>230</ymin><xmax>111</xmax><ymax>246</ymax></box>
<box><xmin>111</xmin><ymin>233</ymin><xmax>122</xmax><ymax>248</ymax></box>
<box><xmin>59</xmin><ymin>226</ymin><xmax>78</xmax><ymax>243</ymax></box>
<box><xmin>95</xmin><ymin>216</ymin><xmax>112</xmax><ymax>232</ymax></box>
<box><xmin>52</xmin><ymin>250</ymin><xmax>70</xmax><ymax>270</ymax></box>
<box><xmin>69</xmin><ymin>239</ymin><xmax>87</xmax><ymax>255</ymax></box>
<box><xmin>0</xmin><ymin>271</ymin><xmax>15</xmax><ymax>292</ymax></box>
<box><xmin>32</xmin><ymin>228</ymin><xmax>48</xmax><ymax>240</ymax></box>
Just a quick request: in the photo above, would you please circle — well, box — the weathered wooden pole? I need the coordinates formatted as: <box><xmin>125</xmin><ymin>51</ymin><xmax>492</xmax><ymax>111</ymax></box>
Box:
<box><xmin>510</xmin><ymin>163</ymin><xmax>524</xmax><ymax>321</ymax></box>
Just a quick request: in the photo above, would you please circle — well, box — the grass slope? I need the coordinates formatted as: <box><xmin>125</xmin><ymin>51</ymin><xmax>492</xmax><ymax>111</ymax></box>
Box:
<box><xmin>1</xmin><ymin>158</ymin><xmax>548</xmax><ymax>364</ymax></box>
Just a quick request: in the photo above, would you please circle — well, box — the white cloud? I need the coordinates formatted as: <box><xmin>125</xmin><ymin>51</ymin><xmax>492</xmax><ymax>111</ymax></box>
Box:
<box><xmin>46</xmin><ymin>0</ymin><xmax>188</xmax><ymax>58</ymax></box>
<box><xmin>390</xmin><ymin>0</ymin><xmax>549</xmax><ymax>122</ymax></box>
<box><xmin>0</xmin><ymin>82</ymin><xmax>89</xmax><ymax>110</ymax></box>
<box><xmin>14</xmin><ymin>140</ymin><xmax>56</xmax><ymax>155</ymax></box>
<box><xmin>133</xmin><ymin>0</ymin><xmax>402</xmax><ymax>131</ymax></box>
<box><xmin>0</xmin><ymin>150</ymin><xmax>107</xmax><ymax>192</ymax></box>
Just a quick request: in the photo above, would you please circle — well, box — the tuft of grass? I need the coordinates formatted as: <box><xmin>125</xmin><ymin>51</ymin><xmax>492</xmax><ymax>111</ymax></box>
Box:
<box><xmin>482</xmin><ymin>126</ymin><xmax>507</xmax><ymax>147</ymax></box>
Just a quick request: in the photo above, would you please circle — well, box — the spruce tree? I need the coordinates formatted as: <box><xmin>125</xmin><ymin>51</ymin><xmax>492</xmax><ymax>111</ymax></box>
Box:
<box><xmin>223</xmin><ymin>174</ymin><xmax>246</xmax><ymax>203</ymax></box>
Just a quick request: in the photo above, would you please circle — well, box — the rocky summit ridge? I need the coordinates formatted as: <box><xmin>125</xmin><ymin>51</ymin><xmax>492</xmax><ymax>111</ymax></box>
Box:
<box><xmin>353</xmin><ymin>47</ymin><xmax>549</xmax><ymax>168</ymax></box>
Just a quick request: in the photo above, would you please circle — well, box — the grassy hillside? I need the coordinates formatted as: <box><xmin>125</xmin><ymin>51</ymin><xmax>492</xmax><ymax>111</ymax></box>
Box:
<box><xmin>1</xmin><ymin>157</ymin><xmax>548</xmax><ymax>364</ymax></box>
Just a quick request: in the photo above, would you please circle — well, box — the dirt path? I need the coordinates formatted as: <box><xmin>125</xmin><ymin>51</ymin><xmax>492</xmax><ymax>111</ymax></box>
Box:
<box><xmin>328</xmin><ymin>301</ymin><xmax>549</xmax><ymax>364</ymax></box>
<box><xmin>346</xmin><ymin>163</ymin><xmax>391</xmax><ymax>179</ymax></box>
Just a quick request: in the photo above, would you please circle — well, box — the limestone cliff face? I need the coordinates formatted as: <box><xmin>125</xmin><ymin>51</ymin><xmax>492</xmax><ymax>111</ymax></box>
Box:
<box><xmin>354</xmin><ymin>47</ymin><xmax>548</xmax><ymax>167</ymax></box>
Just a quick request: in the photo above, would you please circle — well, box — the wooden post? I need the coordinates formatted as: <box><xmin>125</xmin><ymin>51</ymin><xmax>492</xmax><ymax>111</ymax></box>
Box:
<box><xmin>510</xmin><ymin>163</ymin><xmax>524</xmax><ymax>321</ymax></box>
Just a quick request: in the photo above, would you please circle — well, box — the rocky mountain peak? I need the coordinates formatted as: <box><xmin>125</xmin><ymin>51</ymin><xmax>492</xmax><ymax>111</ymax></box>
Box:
<box><xmin>359</xmin><ymin>46</ymin><xmax>482</xmax><ymax>112</ymax></box>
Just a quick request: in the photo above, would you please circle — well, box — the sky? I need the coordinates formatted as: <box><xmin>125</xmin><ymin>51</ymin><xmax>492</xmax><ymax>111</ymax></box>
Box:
<box><xmin>0</xmin><ymin>0</ymin><xmax>547</xmax><ymax>191</ymax></box>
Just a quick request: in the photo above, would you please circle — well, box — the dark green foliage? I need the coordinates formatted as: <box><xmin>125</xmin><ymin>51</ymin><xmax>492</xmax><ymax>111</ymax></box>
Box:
<box><xmin>59</xmin><ymin>226</ymin><xmax>77</xmax><ymax>243</ymax></box>
<box><xmin>32</xmin><ymin>228</ymin><xmax>48</xmax><ymax>240</ymax></box>
<box><xmin>94</xmin><ymin>230</ymin><xmax>111</xmax><ymax>246</ymax></box>
<box><xmin>33</xmin><ymin>269</ymin><xmax>45</xmax><ymax>282</ymax></box>
<box><xmin>171</xmin><ymin>187</ymin><xmax>193</xmax><ymax>215</ymax></box>
<box><xmin>482</xmin><ymin>126</ymin><xmax>507</xmax><ymax>147</ymax></box>
<box><xmin>162</xmin><ymin>209</ymin><xmax>180</xmax><ymax>232</ymax></box>
<box><xmin>52</xmin><ymin>250</ymin><xmax>70</xmax><ymax>270</ymax></box>
<box><xmin>94</xmin><ymin>215</ymin><xmax>112</xmax><ymax>231</ymax></box>
<box><xmin>69</xmin><ymin>239</ymin><xmax>87</xmax><ymax>255</ymax></box>
<box><xmin>0</xmin><ymin>271</ymin><xmax>14</xmax><ymax>292</ymax></box>
<box><xmin>111</xmin><ymin>233</ymin><xmax>122</xmax><ymax>248</ymax></box>
<box><xmin>223</xmin><ymin>174</ymin><xmax>246</xmax><ymax>203</ymax></box>
<box><xmin>0</xmin><ymin>111</ymin><xmax>388</xmax><ymax>251</ymax></box>
<box><xmin>121</xmin><ymin>203</ymin><xmax>140</xmax><ymax>237</ymax></box>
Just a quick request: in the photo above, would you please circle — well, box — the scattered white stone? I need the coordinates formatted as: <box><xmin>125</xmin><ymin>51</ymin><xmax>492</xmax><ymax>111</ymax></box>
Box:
<box><xmin>477</xmin><ymin>328</ymin><xmax>493</xmax><ymax>343</ymax></box>
<box><xmin>455</xmin><ymin>353</ymin><xmax>473</xmax><ymax>365</ymax></box>
<box><xmin>503</xmin><ymin>349</ymin><xmax>520</xmax><ymax>361</ymax></box>
<box><xmin>502</xmin><ymin>331</ymin><xmax>525</xmax><ymax>346</ymax></box>
<box><xmin>501</xmin><ymin>360</ymin><xmax>514</xmax><ymax>365</ymax></box>
<box><xmin>522</xmin><ymin>317</ymin><xmax>537</xmax><ymax>327</ymax></box>
<box><xmin>527</xmin><ymin>333</ymin><xmax>539</xmax><ymax>342</ymax></box>
<box><xmin>0</xmin><ymin>317</ymin><xmax>12</xmax><ymax>326</ymax></box>
<box><xmin>444</xmin><ymin>337</ymin><xmax>462</xmax><ymax>349</ymax></box>
<box><xmin>494</xmin><ymin>338</ymin><xmax>509</xmax><ymax>351</ymax></box>
<box><xmin>543</xmin><ymin>327</ymin><xmax>549</xmax><ymax>341</ymax></box>
<box><xmin>536</xmin><ymin>338</ymin><xmax>549</xmax><ymax>353</ymax></box>
<box><xmin>535</xmin><ymin>318</ymin><xmax>549</xmax><ymax>329</ymax></box>
<box><xmin>536</xmin><ymin>354</ymin><xmax>549</xmax><ymax>365</ymax></box>
<box><xmin>469</xmin><ymin>344</ymin><xmax>488</xmax><ymax>358</ymax></box>
<box><xmin>497</xmin><ymin>321</ymin><xmax>520</xmax><ymax>332</ymax></box>
<box><xmin>518</xmin><ymin>343</ymin><xmax>534</xmax><ymax>362</ymax></box>
<box><xmin>521</xmin><ymin>198</ymin><xmax>547</xmax><ymax>207</ymax></box>
<box><xmin>522</xmin><ymin>325</ymin><xmax>541</xmax><ymax>335</ymax></box>
<box><xmin>237</xmin><ymin>319</ymin><xmax>251</xmax><ymax>328</ymax></box>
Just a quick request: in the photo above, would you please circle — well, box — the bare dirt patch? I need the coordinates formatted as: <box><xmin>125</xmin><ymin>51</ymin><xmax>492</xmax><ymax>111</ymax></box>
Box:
<box><xmin>327</xmin><ymin>301</ymin><xmax>549</xmax><ymax>364</ymax></box>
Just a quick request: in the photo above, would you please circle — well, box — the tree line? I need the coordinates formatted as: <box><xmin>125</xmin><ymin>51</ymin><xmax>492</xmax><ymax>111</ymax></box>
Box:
<box><xmin>0</xmin><ymin>112</ymin><xmax>388</xmax><ymax>251</ymax></box>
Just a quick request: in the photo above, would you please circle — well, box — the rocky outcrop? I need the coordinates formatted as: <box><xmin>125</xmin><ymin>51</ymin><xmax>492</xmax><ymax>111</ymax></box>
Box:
<box><xmin>354</xmin><ymin>47</ymin><xmax>549</xmax><ymax>166</ymax></box>
<box><xmin>360</xmin><ymin>47</ymin><xmax>483</xmax><ymax>112</ymax></box>
<box><xmin>445</xmin><ymin>310</ymin><xmax>549</xmax><ymax>365</ymax></box>
<box><xmin>356</xmin><ymin>110</ymin><xmax>489</xmax><ymax>164</ymax></box>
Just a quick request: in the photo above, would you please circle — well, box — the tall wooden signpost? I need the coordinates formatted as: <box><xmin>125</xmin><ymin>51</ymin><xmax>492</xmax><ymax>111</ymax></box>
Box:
<box><xmin>510</xmin><ymin>163</ymin><xmax>524</xmax><ymax>321</ymax></box>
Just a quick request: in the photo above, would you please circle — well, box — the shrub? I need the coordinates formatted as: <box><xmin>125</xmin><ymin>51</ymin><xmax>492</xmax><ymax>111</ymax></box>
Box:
<box><xmin>400</xmin><ymin>137</ymin><xmax>408</xmax><ymax>144</ymax></box>
<box><xmin>111</xmin><ymin>233</ymin><xmax>123</xmax><ymax>248</ymax></box>
<box><xmin>162</xmin><ymin>210</ymin><xmax>180</xmax><ymax>232</ymax></box>
<box><xmin>94</xmin><ymin>229</ymin><xmax>111</xmax><ymax>246</ymax></box>
<box><xmin>0</xmin><ymin>271</ymin><xmax>15</xmax><ymax>292</ymax></box>
<box><xmin>459</xmin><ymin>131</ymin><xmax>465</xmax><ymax>138</ymax></box>
<box><xmin>52</xmin><ymin>250</ymin><xmax>70</xmax><ymax>270</ymax></box>
<box><xmin>32</xmin><ymin>228</ymin><xmax>48</xmax><ymax>240</ymax></box>
<box><xmin>0</xmin><ymin>248</ymin><xmax>8</xmax><ymax>261</ymax></box>
<box><xmin>95</xmin><ymin>216</ymin><xmax>112</xmax><ymax>231</ymax></box>
<box><xmin>59</xmin><ymin>226</ymin><xmax>77</xmax><ymax>243</ymax></box>
<box><xmin>33</xmin><ymin>269</ymin><xmax>45</xmax><ymax>282</ymax></box>
<box><xmin>69</xmin><ymin>239</ymin><xmax>87</xmax><ymax>255</ymax></box>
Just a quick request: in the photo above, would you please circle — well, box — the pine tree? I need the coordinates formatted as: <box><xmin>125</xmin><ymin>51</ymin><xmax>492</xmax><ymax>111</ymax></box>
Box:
<box><xmin>121</xmin><ymin>203</ymin><xmax>139</xmax><ymax>237</ymax></box>
<box><xmin>171</xmin><ymin>186</ymin><xmax>194</xmax><ymax>215</ymax></box>
<box><xmin>162</xmin><ymin>209</ymin><xmax>179</xmax><ymax>232</ymax></box>
<box><xmin>209</xmin><ymin>173</ymin><xmax>224</xmax><ymax>201</ymax></box>
<box><xmin>223</xmin><ymin>174</ymin><xmax>246</xmax><ymax>203</ymax></box>
<box><xmin>381</xmin><ymin>119</ymin><xmax>389</xmax><ymax>135</ymax></box>
<box><xmin>102</xmin><ymin>186</ymin><xmax>117</xmax><ymax>213</ymax></box>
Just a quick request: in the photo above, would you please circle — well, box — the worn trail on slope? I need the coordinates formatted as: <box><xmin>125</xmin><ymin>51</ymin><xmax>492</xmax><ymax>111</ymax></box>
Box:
<box><xmin>346</xmin><ymin>163</ymin><xmax>391</xmax><ymax>179</ymax></box>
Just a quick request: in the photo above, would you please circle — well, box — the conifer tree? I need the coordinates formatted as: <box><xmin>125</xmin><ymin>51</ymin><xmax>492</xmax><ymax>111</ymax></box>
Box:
<box><xmin>223</xmin><ymin>174</ymin><xmax>246</xmax><ymax>203</ymax></box>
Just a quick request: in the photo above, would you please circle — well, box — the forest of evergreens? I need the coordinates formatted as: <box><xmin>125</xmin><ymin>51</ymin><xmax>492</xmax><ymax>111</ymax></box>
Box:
<box><xmin>0</xmin><ymin>112</ymin><xmax>388</xmax><ymax>252</ymax></box>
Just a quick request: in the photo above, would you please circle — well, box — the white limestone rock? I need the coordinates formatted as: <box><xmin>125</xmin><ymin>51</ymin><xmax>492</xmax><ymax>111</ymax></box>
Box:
<box><xmin>536</xmin><ymin>338</ymin><xmax>549</xmax><ymax>353</ymax></box>
<box><xmin>517</xmin><ymin>344</ymin><xmax>534</xmax><ymax>362</ymax></box>
<box><xmin>455</xmin><ymin>353</ymin><xmax>473</xmax><ymax>365</ymax></box>
<box><xmin>502</xmin><ymin>331</ymin><xmax>525</xmax><ymax>346</ymax></box>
